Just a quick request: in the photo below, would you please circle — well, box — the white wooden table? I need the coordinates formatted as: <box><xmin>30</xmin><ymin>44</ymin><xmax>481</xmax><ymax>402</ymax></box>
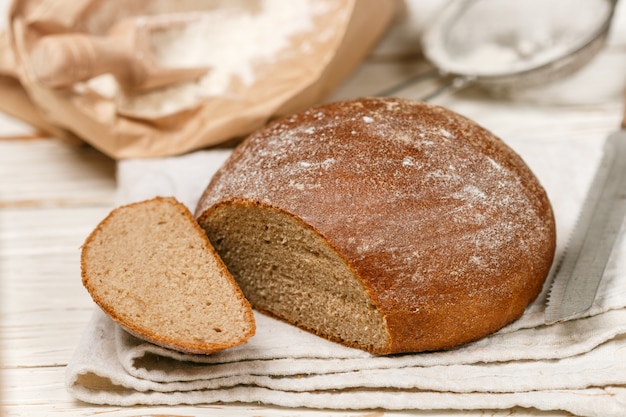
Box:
<box><xmin>2</xmin><ymin>2</ymin><xmax>626</xmax><ymax>416</ymax></box>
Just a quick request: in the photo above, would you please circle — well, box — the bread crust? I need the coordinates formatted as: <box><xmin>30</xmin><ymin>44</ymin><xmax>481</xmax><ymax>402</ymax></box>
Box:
<box><xmin>196</xmin><ymin>97</ymin><xmax>556</xmax><ymax>354</ymax></box>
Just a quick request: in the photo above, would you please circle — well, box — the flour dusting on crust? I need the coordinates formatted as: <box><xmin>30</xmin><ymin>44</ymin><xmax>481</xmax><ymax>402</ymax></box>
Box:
<box><xmin>197</xmin><ymin>97</ymin><xmax>555</xmax><ymax>318</ymax></box>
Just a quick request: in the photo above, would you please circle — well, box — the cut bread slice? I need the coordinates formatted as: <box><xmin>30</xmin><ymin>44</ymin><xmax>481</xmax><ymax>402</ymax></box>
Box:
<box><xmin>81</xmin><ymin>196</ymin><xmax>255</xmax><ymax>354</ymax></box>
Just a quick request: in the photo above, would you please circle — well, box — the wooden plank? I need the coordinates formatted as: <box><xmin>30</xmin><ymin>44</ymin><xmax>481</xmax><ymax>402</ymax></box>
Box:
<box><xmin>328</xmin><ymin>58</ymin><xmax>436</xmax><ymax>101</ymax></box>
<box><xmin>0</xmin><ymin>252</ymin><xmax>90</xmax><ymax>306</ymax></box>
<box><xmin>0</xmin><ymin>206</ymin><xmax>113</xmax><ymax>368</ymax></box>
<box><xmin>0</xmin><ymin>206</ymin><xmax>113</xmax><ymax>256</ymax></box>
<box><xmin>1</xmin><ymin>313</ymin><xmax>92</xmax><ymax>368</ymax></box>
<box><xmin>0</xmin><ymin>139</ymin><xmax>116</xmax><ymax>207</ymax></box>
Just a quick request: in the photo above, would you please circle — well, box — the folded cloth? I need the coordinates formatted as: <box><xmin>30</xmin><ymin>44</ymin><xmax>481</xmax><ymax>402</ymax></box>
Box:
<box><xmin>66</xmin><ymin>134</ymin><xmax>626</xmax><ymax>416</ymax></box>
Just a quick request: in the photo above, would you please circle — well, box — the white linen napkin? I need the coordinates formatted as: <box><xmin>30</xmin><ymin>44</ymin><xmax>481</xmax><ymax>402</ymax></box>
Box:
<box><xmin>66</xmin><ymin>134</ymin><xmax>626</xmax><ymax>417</ymax></box>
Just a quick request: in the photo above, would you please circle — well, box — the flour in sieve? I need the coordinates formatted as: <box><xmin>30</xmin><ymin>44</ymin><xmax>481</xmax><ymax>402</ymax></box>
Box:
<box><xmin>435</xmin><ymin>0</ymin><xmax>612</xmax><ymax>76</ymax></box>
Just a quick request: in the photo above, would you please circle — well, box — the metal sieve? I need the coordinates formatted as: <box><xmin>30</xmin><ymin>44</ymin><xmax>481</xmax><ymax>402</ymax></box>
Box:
<box><xmin>382</xmin><ymin>0</ymin><xmax>618</xmax><ymax>99</ymax></box>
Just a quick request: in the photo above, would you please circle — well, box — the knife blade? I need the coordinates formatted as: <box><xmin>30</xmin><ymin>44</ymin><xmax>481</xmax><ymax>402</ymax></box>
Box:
<box><xmin>545</xmin><ymin>129</ymin><xmax>626</xmax><ymax>324</ymax></box>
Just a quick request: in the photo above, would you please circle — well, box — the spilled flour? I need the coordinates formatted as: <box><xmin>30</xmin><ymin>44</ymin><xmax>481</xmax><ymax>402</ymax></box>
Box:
<box><xmin>150</xmin><ymin>1</ymin><xmax>332</xmax><ymax>95</ymax></box>
<box><xmin>86</xmin><ymin>0</ymin><xmax>334</xmax><ymax>117</ymax></box>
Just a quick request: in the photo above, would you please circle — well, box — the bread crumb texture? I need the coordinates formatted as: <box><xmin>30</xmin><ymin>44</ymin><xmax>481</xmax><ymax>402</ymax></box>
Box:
<box><xmin>196</xmin><ymin>97</ymin><xmax>556</xmax><ymax>355</ymax></box>
<box><xmin>81</xmin><ymin>197</ymin><xmax>255</xmax><ymax>354</ymax></box>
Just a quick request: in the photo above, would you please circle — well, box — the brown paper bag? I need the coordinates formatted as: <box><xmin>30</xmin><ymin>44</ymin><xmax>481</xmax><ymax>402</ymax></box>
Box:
<box><xmin>0</xmin><ymin>0</ymin><xmax>395</xmax><ymax>159</ymax></box>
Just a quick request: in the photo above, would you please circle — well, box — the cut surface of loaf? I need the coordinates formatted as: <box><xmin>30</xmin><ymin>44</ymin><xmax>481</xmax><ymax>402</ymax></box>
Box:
<box><xmin>196</xmin><ymin>97</ymin><xmax>556</xmax><ymax>355</ymax></box>
<box><xmin>205</xmin><ymin>202</ymin><xmax>390</xmax><ymax>353</ymax></box>
<box><xmin>81</xmin><ymin>196</ymin><xmax>255</xmax><ymax>354</ymax></box>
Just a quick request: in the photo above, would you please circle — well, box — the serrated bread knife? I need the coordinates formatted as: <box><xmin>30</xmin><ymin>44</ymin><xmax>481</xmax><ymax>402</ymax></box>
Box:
<box><xmin>545</xmin><ymin>128</ymin><xmax>626</xmax><ymax>324</ymax></box>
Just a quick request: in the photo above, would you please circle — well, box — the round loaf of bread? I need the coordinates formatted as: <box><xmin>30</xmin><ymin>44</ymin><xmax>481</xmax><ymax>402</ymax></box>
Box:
<box><xmin>195</xmin><ymin>97</ymin><xmax>556</xmax><ymax>355</ymax></box>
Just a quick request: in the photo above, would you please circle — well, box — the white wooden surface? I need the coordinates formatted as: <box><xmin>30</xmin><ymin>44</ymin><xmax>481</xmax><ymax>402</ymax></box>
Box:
<box><xmin>2</xmin><ymin>2</ymin><xmax>626</xmax><ymax>416</ymax></box>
